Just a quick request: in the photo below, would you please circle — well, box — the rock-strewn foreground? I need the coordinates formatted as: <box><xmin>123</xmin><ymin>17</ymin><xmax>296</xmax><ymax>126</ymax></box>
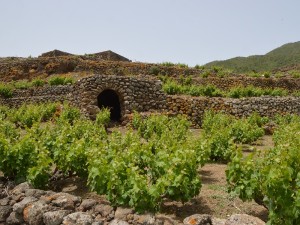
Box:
<box><xmin>0</xmin><ymin>180</ymin><xmax>265</xmax><ymax>225</ymax></box>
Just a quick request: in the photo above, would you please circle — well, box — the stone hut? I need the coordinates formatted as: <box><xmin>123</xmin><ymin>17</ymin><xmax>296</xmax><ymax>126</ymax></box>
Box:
<box><xmin>71</xmin><ymin>75</ymin><xmax>167</xmax><ymax>120</ymax></box>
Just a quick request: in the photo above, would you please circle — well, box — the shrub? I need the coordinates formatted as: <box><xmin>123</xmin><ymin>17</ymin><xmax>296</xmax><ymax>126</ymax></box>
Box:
<box><xmin>160</xmin><ymin>62</ymin><xmax>175</xmax><ymax>67</ymax></box>
<box><xmin>57</xmin><ymin>103</ymin><xmax>81</xmax><ymax>124</ymax></box>
<box><xmin>292</xmin><ymin>91</ymin><xmax>300</xmax><ymax>97</ymax></box>
<box><xmin>177</xmin><ymin>63</ymin><xmax>188</xmax><ymax>68</ymax></box>
<box><xmin>268</xmin><ymin>88</ymin><xmax>288</xmax><ymax>97</ymax></box>
<box><xmin>96</xmin><ymin>108</ymin><xmax>111</xmax><ymax>127</ymax></box>
<box><xmin>9</xmin><ymin>103</ymin><xmax>58</xmax><ymax>128</ymax></box>
<box><xmin>230</xmin><ymin>119</ymin><xmax>264</xmax><ymax>144</ymax></box>
<box><xmin>162</xmin><ymin>80</ymin><xmax>183</xmax><ymax>95</ymax></box>
<box><xmin>149</xmin><ymin>66</ymin><xmax>161</xmax><ymax>75</ymax></box>
<box><xmin>274</xmin><ymin>72</ymin><xmax>284</xmax><ymax>78</ymax></box>
<box><xmin>179</xmin><ymin>75</ymin><xmax>192</xmax><ymax>85</ymax></box>
<box><xmin>88</xmin><ymin>114</ymin><xmax>201</xmax><ymax>212</ymax></box>
<box><xmin>162</xmin><ymin>79</ymin><xmax>223</xmax><ymax>97</ymax></box>
<box><xmin>202</xmin><ymin>111</ymin><xmax>265</xmax><ymax>161</ymax></box>
<box><xmin>14</xmin><ymin>80</ymin><xmax>32</xmax><ymax>89</ymax></box>
<box><xmin>262</xmin><ymin>71</ymin><xmax>271</xmax><ymax>78</ymax></box>
<box><xmin>248</xmin><ymin>71</ymin><xmax>260</xmax><ymax>77</ymax></box>
<box><xmin>32</xmin><ymin>79</ymin><xmax>45</xmax><ymax>87</ymax></box>
<box><xmin>227</xmin><ymin>85</ymin><xmax>287</xmax><ymax>98</ymax></box>
<box><xmin>194</xmin><ymin>64</ymin><xmax>204</xmax><ymax>70</ymax></box>
<box><xmin>227</xmin><ymin>120</ymin><xmax>300</xmax><ymax>224</ymax></box>
<box><xmin>289</xmin><ymin>70</ymin><xmax>300</xmax><ymax>78</ymax></box>
<box><xmin>0</xmin><ymin>104</ymin><xmax>208</xmax><ymax>212</ymax></box>
<box><xmin>64</xmin><ymin>77</ymin><xmax>74</xmax><ymax>84</ymax></box>
<box><xmin>0</xmin><ymin>83</ymin><xmax>13</xmax><ymax>98</ymax></box>
<box><xmin>227</xmin><ymin>85</ymin><xmax>262</xmax><ymax>98</ymax></box>
<box><xmin>48</xmin><ymin>76</ymin><xmax>74</xmax><ymax>86</ymax></box>
<box><xmin>49</xmin><ymin>76</ymin><xmax>65</xmax><ymax>85</ymax></box>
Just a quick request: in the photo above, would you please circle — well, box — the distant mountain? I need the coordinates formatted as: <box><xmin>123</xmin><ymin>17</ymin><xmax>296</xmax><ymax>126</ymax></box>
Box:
<box><xmin>205</xmin><ymin>41</ymin><xmax>300</xmax><ymax>73</ymax></box>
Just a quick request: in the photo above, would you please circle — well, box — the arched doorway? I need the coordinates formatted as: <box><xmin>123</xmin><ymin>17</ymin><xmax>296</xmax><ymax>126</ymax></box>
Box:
<box><xmin>97</xmin><ymin>89</ymin><xmax>121</xmax><ymax>121</ymax></box>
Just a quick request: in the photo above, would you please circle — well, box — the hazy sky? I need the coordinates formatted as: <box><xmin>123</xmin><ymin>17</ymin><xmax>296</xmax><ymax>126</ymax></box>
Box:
<box><xmin>0</xmin><ymin>0</ymin><xmax>299</xmax><ymax>65</ymax></box>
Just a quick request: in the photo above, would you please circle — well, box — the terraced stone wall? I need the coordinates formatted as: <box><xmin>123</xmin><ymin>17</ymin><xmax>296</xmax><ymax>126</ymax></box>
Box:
<box><xmin>183</xmin><ymin>77</ymin><xmax>300</xmax><ymax>92</ymax></box>
<box><xmin>167</xmin><ymin>95</ymin><xmax>300</xmax><ymax>127</ymax></box>
<box><xmin>0</xmin><ymin>74</ymin><xmax>300</xmax><ymax>126</ymax></box>
<box><xmin>0</xmin><ymin>86</ymin><xmax>72</xmax><ymax>107</ymax></box>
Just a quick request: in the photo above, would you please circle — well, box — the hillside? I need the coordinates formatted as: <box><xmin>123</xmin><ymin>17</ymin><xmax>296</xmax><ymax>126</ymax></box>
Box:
<box><xmin>205</xmin><ymin>41</ymin><xmax>300</xmax><ymax>73</ymax></box>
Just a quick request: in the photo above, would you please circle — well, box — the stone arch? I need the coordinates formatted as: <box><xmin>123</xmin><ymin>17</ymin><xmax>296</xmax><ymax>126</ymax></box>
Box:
<box><xmin>97</xmin><ymin>88</ymin><xmax>124</xmax><ymax>121</ymax></box>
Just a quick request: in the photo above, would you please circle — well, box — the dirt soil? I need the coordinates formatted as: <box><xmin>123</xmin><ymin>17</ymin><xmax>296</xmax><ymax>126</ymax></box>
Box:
<box><xmin>161</xmin><ymin>163</ymin><xmax>268</xmax><ymax>222</ymax></box>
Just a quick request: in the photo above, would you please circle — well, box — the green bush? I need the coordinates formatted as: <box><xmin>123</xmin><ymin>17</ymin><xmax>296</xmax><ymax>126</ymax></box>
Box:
<box><xmin>9</xmin><ymin>103</ymin><xmax>58</xmax><ymax>128</ymax></box>
<box><xmin>227</xmin><ymin>85</ymin><xmax>287</xmax><ymax>98</ymax></box>
<box><xmin>149</xmin><ymin>66</ymin><xmax>161</xmax><ymax>75</ymax></box>
<box><xmin>248</xmin><ymin>112</ymin><xmax>269</xmax><ymax>127</ymax></box>
<box><xmin>289</xmin><ymin>70</ymin><xmax>300</xmax><ymax>78</ymax></box>
<box><xmin>292</xmin><ymin>91</ymin><xmax>300</xmax><ymax>97</ymax></box>
<box><xmin>194</xmin><ymin>64</ymin><xmax>204</xmax><ymax>70</ymax></box>
<box><xmin>14</xmin><ymin>80</ymin><xmax>32</xmax><ymax>89</ymax></box>
<box><xmin>227</xmin><ymin>120</ymin><xmax>300</xmax><ymax>224</ymax></box>
<box><xmin>48</xmin><ymin>76</ymin><xmax>74</xmax><ymax>86</ymax></box>
<box><xmin>64</xmin><ymin>77</ymin><xmax>74</xmax><ymax>84</ymax></box>
<box><xmin>202</xmin><ymin>111</ymin><xmax>265</xmax><ymax>161</ymax></box>
<box><xmin>177</xmin><ymin>63</ymin><xmax>188</xmax><ymax>68</ymax></box>
<box><xmin>57</xmin><ymin>103</ymin><xmax>81</xmax><ymax>124</ymax></box>
<box><xmin>89</xmin><ymin>114</ymin><xmax>201</xmax><ymax>212</ymax></box>
<box><xmin>263</xmin><ymin>71</ymin><xmax>271</xmax><ymax>78</ymax></box>
<box><xmin>96</xmin><ymin>108</ymin><xmax>111</xmax><ymax>127</ymax></box>
<box><xmin>230</xmin><ymin>119</ymin><xmax>264</xmax><ymax>144</ymax></box>
<box><xmin>32</xmin><ymin>79</ymin><xmax>45</xmax><ymax>87</ymax></box>
<box><xmin>179</xmin><ymin>75</ymin><xmax>192</xmax><ymax>85</ymax></box>
<box><xmin>160</xmin><ymin>62</ymin><xmax>175</xmax><ymax>67</ymax></box>
<box><xmin>0</xmin><ymin>83</ymin><xmax>13</xmax><ymax>98</ymax></box>
<box><xmin>162</xmin><ymin>79</ymin><xmax>223</xmax><ymax>97</ymax></box>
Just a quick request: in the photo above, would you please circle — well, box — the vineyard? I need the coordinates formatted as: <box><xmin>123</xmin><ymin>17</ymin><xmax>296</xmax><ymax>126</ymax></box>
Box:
<box><xmin>0</xmin><ymin>102</ymin><xmax>299</xmax><ymax>224</ymax></box>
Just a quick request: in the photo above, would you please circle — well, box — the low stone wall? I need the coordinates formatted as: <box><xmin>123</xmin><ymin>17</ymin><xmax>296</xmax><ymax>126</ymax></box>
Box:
<box><xmin>0</xmin><ymin>86</ymin><xmax>72</xmax><ymax>108</ymax></box>
<box><xmin>186</xmin><ymin>77</ymin><xmax>300</xmax><ymax>92</ymax></box>
<box><xmin>167</xmin><ymin>95</ymin><xmax>300</xmax><ymax>127</ymax></box>
<box><xmin>12</xmin><ymin>86</ymin><xmax>72</xmax><ymax>98</ymax></box>
<box><xmin>0</xmin><ymin>74</ymin><xmax>300</xmax><ymax>127</ymax></box>
<box><xmin>0</xmin><ymin>96</ymin><xmax>69</xmax><ymax>108</ymax></box>
<box><xmin>0</xmin><ymin>181</ymin><xmax>266</xmax><ymax>225</ymax></box>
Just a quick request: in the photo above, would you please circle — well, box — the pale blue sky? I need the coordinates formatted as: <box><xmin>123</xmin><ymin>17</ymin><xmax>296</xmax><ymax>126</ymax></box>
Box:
<box><xmin>0</xmin><ymin>0</ymin><xmax>299</xmax><ymax>66</ymax></box>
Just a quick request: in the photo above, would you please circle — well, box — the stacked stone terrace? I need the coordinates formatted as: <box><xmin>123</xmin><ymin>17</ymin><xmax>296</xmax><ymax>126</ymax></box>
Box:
<box><xmin>1</xmin><ymin>52</ymin><xmax>300</xmax><ymax>126</ymax></box>
<box><xmin>0</xmin><ymin>73</ymin><xmax>300</xmax><ymax>127</ymax></box>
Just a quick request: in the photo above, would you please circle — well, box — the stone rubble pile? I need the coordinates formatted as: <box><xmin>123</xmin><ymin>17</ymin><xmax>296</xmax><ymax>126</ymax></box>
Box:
<box><xmin>0</xmin><ymin>181</ymin><xmax>265</xmax><ymax>225</ymax></box>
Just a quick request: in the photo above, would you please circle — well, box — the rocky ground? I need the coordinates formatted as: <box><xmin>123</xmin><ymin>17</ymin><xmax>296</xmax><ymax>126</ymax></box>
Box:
<box><xmin>0</xmin><ymin>180</ymin><xmax>266</xmax><ymax>225</ymax></box>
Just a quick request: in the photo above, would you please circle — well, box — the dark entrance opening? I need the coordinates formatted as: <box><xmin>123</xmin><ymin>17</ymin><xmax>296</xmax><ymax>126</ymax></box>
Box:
<box><xmin>97</xmin><ymin>89</ymin><xmax>121</xmax><ymax>121</ymax></box>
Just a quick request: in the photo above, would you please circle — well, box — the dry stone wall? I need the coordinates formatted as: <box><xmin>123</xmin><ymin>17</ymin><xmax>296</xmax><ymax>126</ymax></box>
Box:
<box><xmin>71</xmin><ymin>75</ymin><xmax>167</xmax><ymax>119</ymax></box>
<box><xmin>185</xmin><ymin>77</ymin><xmax>300</xmax><ymax>92</ymax></box>
<box><xmin>0</xmin><ymin>74</ymin><xmax>300</xmax><ymax>126</ymax></box>
<box><xmin>167</xmin><ymin>95</ymin><xmax>300</xmax><ymax>127</ymax></box>
<box><xmin>0</xmin><ymin>86</ymin><xmax>72</xmax><ymax>108</ymax></box>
